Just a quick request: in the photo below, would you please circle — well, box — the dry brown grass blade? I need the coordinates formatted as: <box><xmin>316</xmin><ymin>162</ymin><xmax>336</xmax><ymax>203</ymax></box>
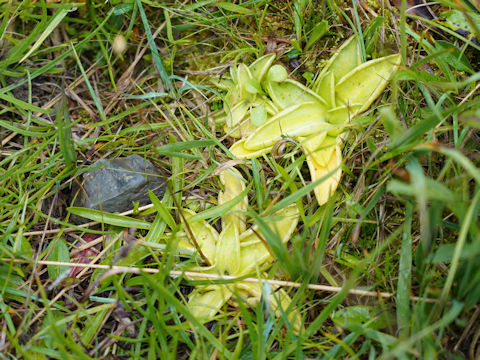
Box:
<box><xmin>2</xmin><ymin>258</ymin><xmax>440</xmax><ymax>303</ymax></box>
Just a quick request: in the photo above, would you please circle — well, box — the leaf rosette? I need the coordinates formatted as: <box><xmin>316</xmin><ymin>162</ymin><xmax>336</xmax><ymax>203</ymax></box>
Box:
<box><xmin>214</xmin><ymin>36</ymin><xmax>401</xmax><ymax>205</ymax></box>
<box><xmin>177</xmin><ymin>168</ymin><xmax>303</xmax><ymax>332</ymax></box>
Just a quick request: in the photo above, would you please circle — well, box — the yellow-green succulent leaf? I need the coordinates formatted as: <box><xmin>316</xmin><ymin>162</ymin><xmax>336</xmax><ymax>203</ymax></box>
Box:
<box><xmin>238</xmin><ymin>204</ymin><xmax>299</xmax><ymax>275</ymax></box>
<box><xmin>308</xmin><ymin>144</ymin><xmax>335</xmax><ymax>168</ymax></box>
<box><xmin>306</xmin><ymin>140</ymin><xmax>342</xmax><ymax>205</ymax></box>
<box><xmin>314</xmin><ymin>35</ymin><xmax>361</xmax><ymax>91</ymax></box>
<box><xmin>335</xmin><ymin>54</ymin><xmax>401</xmax><ymax>112</ymax></box>
<box><xmin>229</xmin><ymin>288</ymin><xmax>264</xmax><ymax>314</ymax></box>
<box><xmin>305</xmin><ymin>135</ymin><xmax>338</xmax><ymax>167</ymax></box>
<box><xmin>211</xmin><ymin>77</ymin><xmax>235</xmax><ymax>92</ymax></box>
<box><xmin>219</xmin><ymin>168</ymin><xmax>247</xmax><ymax>232</ymax></box>
<box><xmin>315</xmin><ymin>71</ymin><xmax>335</xmax><ymax>108</ymax></box>
<box><xmin>167</xmin><ymin>232</ymin><xmax>204</xmax><ymax>259</ymax></box>
<box><xmin>224</xmin><ymin>120</ymin><xmax>257</xmax><ymax>139</ymax></box>
<box><xmin>249</xmin><ymin>53</ymin><xmax>276</xmax><ymax>82</ymax></box>
<box><xmin>177</xmin><ymin>240</ymin><xmax>196</xmax><ymax>255</ymax></box>
<box><xmin>239</xmin><ymin>203</ymin><xmax>299</xmax><ymax>246</ymax></box>
<box><xmin>243</xmin><ymin>102</ymin><xmax>327</xmax><ymax>151</ymax></box>
<box><xmin>250</xmin><ymin>104</ymin><xmax>268</xmax><ymax>127</ymax></box>
<box><xmin>224</xmin><ymin>88</ymin><xmax>237</xmax><ymax>110</ymax></box>
<box><xmin>267</xmin><ymin>79</ymin><xmax>327</xmax><ymax>109</ymax></box>
<box><xmin>236</xmin><ymin>282</ymin><xmax>303</xmax><ymax>334</ymax></box>
<box><xmin>215</xmin><ymin>222</ymin><xmax>241</xmax><ymax>275</ymax></box>
<box><xmin>325</xmin><ymin>104</ymin><xmax>362</xmax><ymax>136</ymax></box>
<box><xmin>188</xmin><ymin>286</ymin><xmax>233</xmax><ymax>323</ymax></box>
<box><xmin>238</xmin><ymin>241</ymin><xmax>273</xmax><ymax>276</ymax></box>
<box><xmin>211</xmin><ymin>109</ymin><xmax>227</xmax><ymax>125</ymax></box>
<box><xmin>181</xmin><ymin>209</ymin><xmax>219</xmax><ymax>265</ymax></box>
<box><xmin>183</xmin><ymin>264</ymin><xmax>219</xmax><ymax>277</ymax></box>
<box><xmin>224</xmin><ymin>100</ymin><xmax>249</xmax><ymax>130</ymax></box>
<box><xmin>325</xmin><ymin>104</ymin><xmax>363</xmax><ymax>125</ymax></box>
<box><xmin>266</xmin><ymin>64</ymin><xmax>288</xmax><ymax>82</ymax></box>
<box><xmin>298</xmin><ymin>131</ymin><xmax>329</xmax><ymax>159</ymax></box>
<box><xmin>230</xmin><ymin>140</ymin><xmax>271</xmax><ymax>159</ymax></box>
<box><xmin>245</xmin><ymin>78</ymin><xmax>263</xmax><ymax>95</ymax></box>
<box><xmin>236</xmin><ymin>281</ymin><xmax>262</xmax><ymax>298</ymax></box>
<box><xmin>251</xmin><ymin>97</ymin><xmax>278</xmax><ymax>118</ymax></box>
<box><xmin>230</xmin><ymin>64</ymin><xmax>238</xmax><ymax>83</ymax></box>
<box><xmin>265</xmin><ymin>99</ymin><xmax>279</xmax><ymax>115</ymax></box>
<box><xmin>237</xmin><ymin>63</ymin><xmax>254</xmax><ymax>99</ymax></box>
<box><xmin>270</xmin><ymin>287</ymin><xmax>304</xmax><ymax>334</ymax></box>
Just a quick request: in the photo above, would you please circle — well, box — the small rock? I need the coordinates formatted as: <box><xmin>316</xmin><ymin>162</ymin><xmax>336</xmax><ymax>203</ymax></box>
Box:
<box><xmin>70</xmin><ymin>155</ymin><xmax>166</xmax><ymax>223</ymax></box>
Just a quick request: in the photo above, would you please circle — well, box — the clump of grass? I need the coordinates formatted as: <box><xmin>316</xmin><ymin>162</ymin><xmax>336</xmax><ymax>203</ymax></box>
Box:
<box><xmin>0</xmin><ymin>0</ymin><xmax>479</xmax><ymax>358</ymax></box>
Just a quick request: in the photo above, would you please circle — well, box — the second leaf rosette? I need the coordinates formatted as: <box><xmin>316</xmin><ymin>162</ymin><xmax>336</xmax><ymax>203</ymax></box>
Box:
<box><xmin>176</xmin><ymin>168</ymin><xmax>303</xmax><ymax>332</ymax></box>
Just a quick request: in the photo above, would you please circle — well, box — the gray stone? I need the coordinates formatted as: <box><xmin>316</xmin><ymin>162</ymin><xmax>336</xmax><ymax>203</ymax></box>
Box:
<box><xmin>70</xmin><ymin>155</ymin><xmax>166</xmax><ymax>223</ymax></box>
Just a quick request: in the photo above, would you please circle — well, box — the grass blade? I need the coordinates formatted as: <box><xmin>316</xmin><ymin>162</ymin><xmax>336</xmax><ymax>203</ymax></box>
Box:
<box><xmin>135</xmin><ymin>0</ymin><xmax>173</xmax><ymax>94</ymax></box>
<box><xmin>56</xmin><ymin>93</ymin><xmax>77</xmax><ymax>168</ymax></box>
<box><xmin>68</xmin><ymin>207</ymin><xmax>152</xmax><ymax>229</ymax></box>
<box><xmin>71</xmin><ymin>46</ymin><xmax>107</xmax><ymax>123</ymax></box>
<box><xmin>19</xmin><ymin>8</ymin><xmax>69</xmax><ymax>63</ymax></box>
<box><xmin>0</xmin><ymin>92</ymin><xmax>52</xmax><ymax>114</ymax></box>
<box><xmin>140</xmin><ymin>273</ymin><xmax>231</xmax><ymax>358</ymax></box>
<box><xmin>248</xmin><ymin>209</ymin><xmax>297</xmax><ymax>279</ymax></box>
<box><xmin>437</xmin><ymin>190</ymin><xmax>480</xmax><ymax>310</ymax></box>
<box><xmin>397</xmin><ymin>202</ymin><xmax>412</xmax><ymax>337</ymax></box>
<box><xmin>188</xmin><ymin>182</ymin><xmax>253</xmax><ymax>223</ymax></box>
<box><xmin>156</xmin><ymin>140</ymin><xmax>216</xmax><ymax>154</ymax></box>
<box><xmin>0</xmin><ymin>119</ymin><xmax>54</xmax><ymax>137</ymax></box>
<box><xmin>268</xmin><ymin>165</ymin><xmax>341</xmax><ymax>214</ymax></box>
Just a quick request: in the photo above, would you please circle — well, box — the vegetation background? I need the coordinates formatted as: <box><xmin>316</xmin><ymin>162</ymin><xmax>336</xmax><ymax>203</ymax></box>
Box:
<box><xmin>0</xmin><ymin>0</ymin><xmax>479</xmax><ymax>358</ymax></box>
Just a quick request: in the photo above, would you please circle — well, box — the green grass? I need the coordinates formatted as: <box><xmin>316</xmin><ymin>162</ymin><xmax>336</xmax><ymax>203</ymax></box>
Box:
<box><xmin>1</xmin><ymin>0</ymin><xmax>480</xmax><ymax>358</ymax></box>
